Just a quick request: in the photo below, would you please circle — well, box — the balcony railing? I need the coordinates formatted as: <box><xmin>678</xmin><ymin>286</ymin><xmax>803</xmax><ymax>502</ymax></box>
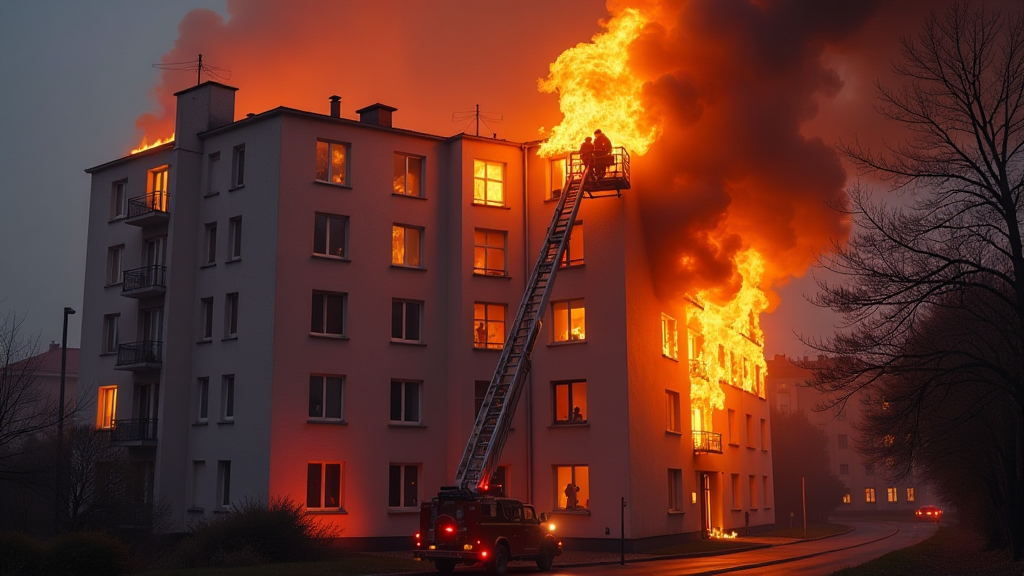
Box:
<box><xmin>110</xmin><ymin>418</ymin><xmax>158</xmax><ymax>445</ymax></box>
<box><xmin>121</xmin><ymin>265</ymin><xmax>167</xmax><ymax>298</ymax></box>
<box><xmin>115</xmin><ymin>340</ymin><xmax>163</xmax><ymax>370</ymax></box>
<box><xmin>567</xmin><ymin>146</ymin><xmax>631</xmax><ymax>197</ymax></box>
<box><xmin>125</xmin><ymin>193</ymin><xmax>169</xmax><ymax>226</ymax></box>
<box><xmin>693</xmin><ymin>430</ymin><xmax>723</xmax><ymax>454</ymax></box>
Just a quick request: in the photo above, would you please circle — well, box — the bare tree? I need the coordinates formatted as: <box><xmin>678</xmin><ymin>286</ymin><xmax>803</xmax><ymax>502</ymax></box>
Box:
<box><xmin>809</xmin><ymin>2</ymin><xmax>1024</xmax><ymax>559</ymax></box>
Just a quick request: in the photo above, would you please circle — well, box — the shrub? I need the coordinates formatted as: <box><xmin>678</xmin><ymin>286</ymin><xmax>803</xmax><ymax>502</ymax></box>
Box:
<box><xmin>0</xmin><ymin>532</ymin><xmax>43</xmax><ymax>576</ymax></box>
<box><xmin>176</xmin><ymin>497</ymin><xmax>337</xmax><ymax>568</ymax></box>
<box><xmin>42</xmin><ymin>532</ymin><xmax>129</xmax><ymax>576</ymax></box>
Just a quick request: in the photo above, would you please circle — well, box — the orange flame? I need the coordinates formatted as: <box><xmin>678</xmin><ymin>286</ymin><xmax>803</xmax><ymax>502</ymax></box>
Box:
<box><xmin>130</xmin><ymin>133</ymin><xmax>175</xmax><ymax>155</ymax></box>
<box><xmin>537</xmin><ymin>8</ymin><xmax>658</xmax><ymax>157</ymax></box>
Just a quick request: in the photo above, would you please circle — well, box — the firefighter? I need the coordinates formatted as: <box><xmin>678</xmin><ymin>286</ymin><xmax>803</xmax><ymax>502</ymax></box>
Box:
<box><xmin>579</xmin><ymin>136</ymin><xmax>594</xmax><ymax>171</ymax></box>
<box><xmin>593</xmin><ymin>129</ymin><xmax>613</xmax><ymax>177</ymax></box>
<box><xmin>564</xmin><ymin>482</ymin><xmax>579</xmax><ymax>509</ymax></box>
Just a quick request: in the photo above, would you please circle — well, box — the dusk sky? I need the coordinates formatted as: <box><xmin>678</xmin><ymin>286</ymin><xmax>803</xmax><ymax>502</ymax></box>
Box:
<box><xmin>1</xmin><ymin>0</ymin><xmax>1012</xmax><ymax>356</ymax></box>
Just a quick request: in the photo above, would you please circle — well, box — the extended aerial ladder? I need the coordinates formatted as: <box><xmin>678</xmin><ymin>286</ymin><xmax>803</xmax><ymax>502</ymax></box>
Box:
<box><xmin>454</xmin><ymin>147</ymin><xmax>631</xmax><ymax>492</ymax></box>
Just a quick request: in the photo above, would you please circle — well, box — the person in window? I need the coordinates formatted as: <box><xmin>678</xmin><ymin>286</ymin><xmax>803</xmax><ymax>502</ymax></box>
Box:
<box><xmin>564</xmin><ymin>482</ymin><xmax>579</xmax><ymax>509</ymax></box>
<box><xmin>593</xmin><ymin>129</ymin><xmax>613</xmax><ymax>178</ymax></box>
<box><xmin>476</xmin><ymin>322</ymin><xmax>487</xmax><ymax>348</ymax></box>
<box><xmin>571</xmin><ymin>406</ymin><xmax>584</xmax><ymax>423</ymax></box>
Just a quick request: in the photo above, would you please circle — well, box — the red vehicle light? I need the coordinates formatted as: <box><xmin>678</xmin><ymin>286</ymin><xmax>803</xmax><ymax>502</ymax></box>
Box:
<box><xmin>481</xmin><ymin>550</ymin><xmax>488</xmax><ymax>558</ymax></box>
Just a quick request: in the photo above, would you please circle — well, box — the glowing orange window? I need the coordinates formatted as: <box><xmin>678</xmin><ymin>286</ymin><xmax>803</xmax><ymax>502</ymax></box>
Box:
<box><xmin>96</xmin><ymin>385</ymin><xmax>117</xmax><ymax>430</ymax></box>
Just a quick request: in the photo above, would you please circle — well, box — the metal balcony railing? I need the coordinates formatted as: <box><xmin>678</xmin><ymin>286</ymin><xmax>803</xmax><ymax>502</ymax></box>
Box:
<box><xmin>115</xmin><ymin>340</ymin><xmax>163</xmax><ymax>367</ymax></box>
<box><xmin>122</xmin><ymin>265</ymin><xmax>167</xmax><ymax>293</ymax></box>
<box><xmin>127</xmin><ymin>193</ymin><xmax>169</xmax><ymax>218</ymax></box>
<box><xmin>693</xmin><ymin>430</ymin><xmax>723</xmax><ymax>454</ymax></box>
<box><xmin>110</xmin><ymin>418</ymin><xmax>158</xmax><ymax>444</ymax></box>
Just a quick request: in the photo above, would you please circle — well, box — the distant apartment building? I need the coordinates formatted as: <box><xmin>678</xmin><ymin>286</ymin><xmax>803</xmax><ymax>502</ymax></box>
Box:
<box><xmin>766</xmin><ymin>355</ymin><xmax>940</xmax><ymax>512</ymax></box>
<box><xmin>78</xmin><ymin>81</ymin><xmax>774</xmax><ymax>549</ymax></box>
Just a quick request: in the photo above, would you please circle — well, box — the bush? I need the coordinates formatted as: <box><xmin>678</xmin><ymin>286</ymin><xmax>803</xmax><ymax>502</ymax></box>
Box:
<box><xmin>42</xmin><ymin>532</ymin><xmax>129</xmax><ymax>576</ymax></box>
<box><xmin>0</xmin><ymin>532</ymin><xmax>43</xmax><ymax>576</ymax></box>
<box><xmin>176</xmin><ymin>497</ymin><xmax>337</xmax><ymax>568</ymax></box>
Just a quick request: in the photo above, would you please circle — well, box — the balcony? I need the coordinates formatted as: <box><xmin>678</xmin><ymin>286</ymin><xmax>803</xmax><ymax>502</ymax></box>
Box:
<box><xmin>110</xmin><ymin>418</ymin><xmax>158</xmax><ymax>446</ymax></box>
<box><xmin>568</xmin><ymin>147</ymin><xmax>631</xmax><ymax>198</ymax></box>
<box><xmin>121</xmin><ymin>265</ymin><xmax>167</xmax><ymax>299</ymax></box>
<box><xmin>115</xmin><ymin>341</ymin><xmax>162</xmax><ymax>371</ymax></box>
<box><xmin>125</xmin><ymin>193</ymin><xmax>169</xmax><ymax>227</ymax></box>
<box><xmin>693</xmin><ymin>430</ymin><xmax>723</xmax><ymax>455</ymax></box>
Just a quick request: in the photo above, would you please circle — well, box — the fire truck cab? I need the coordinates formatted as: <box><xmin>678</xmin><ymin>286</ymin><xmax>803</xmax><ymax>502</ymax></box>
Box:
<box><xmin>414</xmin><ymin>487</ymin><xmax>562</xmax><ymax>574</ymax></box>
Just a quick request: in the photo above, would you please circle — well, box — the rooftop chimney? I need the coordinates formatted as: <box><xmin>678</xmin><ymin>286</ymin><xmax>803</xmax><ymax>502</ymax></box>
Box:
<box><xmin>173</xmin><ymin>81</ymin><xmax>238</xmax><ymax>152</ymax></box>
<box><xmin>49</xmin><ymin>341</ymin><xmax>59</xmax><ymax>352</ymax></box>
<box><xmin>329</xmin><ymin>95</ymin><xmax>342</xmax><ymax>118</ymax></box>
<box><xmin>356</xmin><ymin>103</ymin><xmax>397</xmax><ymax>128</ymax></box>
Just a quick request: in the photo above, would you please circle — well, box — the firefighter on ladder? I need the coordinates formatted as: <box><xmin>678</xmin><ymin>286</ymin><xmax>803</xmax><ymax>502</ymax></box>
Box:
<box><xmin>593</xmin><ymin>129</ymin><xmax>613</xmax><ymax>178</ymax></box>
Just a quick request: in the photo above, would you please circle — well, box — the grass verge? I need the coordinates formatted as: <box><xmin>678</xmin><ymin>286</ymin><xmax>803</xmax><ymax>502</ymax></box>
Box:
<box><xmin>831</xmin><ymin>525</ymin><xmax>1023</xmax><ymax>576</ymax></box>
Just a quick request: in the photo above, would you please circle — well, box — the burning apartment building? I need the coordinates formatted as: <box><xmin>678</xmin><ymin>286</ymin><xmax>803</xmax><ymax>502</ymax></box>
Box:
<box><xmin>77</xmin><ymin>80</ymin><xmax>774</xmax><ymax>549</ymax></box>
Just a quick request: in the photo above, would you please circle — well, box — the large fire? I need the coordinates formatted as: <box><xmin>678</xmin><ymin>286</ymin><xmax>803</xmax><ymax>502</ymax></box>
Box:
<box><xmin>130</xmin><ymin>133</ymin><xmax>175</xmax><ymax>155</ymax></box>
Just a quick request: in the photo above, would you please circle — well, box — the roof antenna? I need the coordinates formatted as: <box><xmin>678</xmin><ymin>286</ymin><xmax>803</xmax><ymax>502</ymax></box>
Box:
<box><xmin>153</xmin><ymin>53</ymin><xmax>232</xmax><ymax>85</ymax></box>
<box><xmin>452</xmin><ymin>104</ymin><xmax>503</xmax><ymax>137</ymax></box>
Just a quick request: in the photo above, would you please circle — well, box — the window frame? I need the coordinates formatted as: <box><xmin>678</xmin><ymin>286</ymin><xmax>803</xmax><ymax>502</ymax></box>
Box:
<box><xmin>200</xmin><ymin>297</ymin><xmax>214</xmax><ymax>341</ymax></box>
<box><xmin>661</xmin><ymin>313</ymin><xmax>678</xmax><ymax>359</ymax></box>
<box><xmin>221</xmin><ymin>375</ymin><xmax>235</xmax><ymax>422</ymax></box>
<box><xmin>217</xmin><ymin>460</ymin><xmax>231</xmax><ymax>508</ymax></box>
<box><xmin>110</xmin><ymin>179</ymin><xmax>128</xmax><ymax>220</ymax></box>
<box><xmin>311</xmin><ymin>291</ymin><xmax>347</xmax><ymax>337</ymax></box>
<box><xmin>224</xmin><ymin>292</ymin><xmax>239</xmax><ymax>339</ymax></box>
<box><xmin>473</xmin><ymin>302</ymin><xmax>506</xmax><ymax>350</ymax></box>
<box><xmin>315</xmin><ymin>139</ymin><xmax>351</xmax><ymax>186</ymax></box>
<box><xmin>389</xmin><ymin>379</ymin><xmax>422</xmax><ymax>425</ymax></box>
<box><xmin>147</xmin><ymin>165</ymin><xmax>169</xmax><ymax>211</ymax></box>
<box><xmin>102</xmin><ymin>313</ymin><xmax>120</xmax><ymax>354</ymax></box>
<box><xmin>313</xmin><ymin>212</ymin><xmax>349</xmax><ymax>259</ymax></box>
<box><xmin>206</xmin><ymin>152</ymin><xmax>221</xmax><ymax>196</ymax></box>
<box><xmin>473</xmin><ymin>228</ymin><xmax>507</xmax><ymax>276</ymax></box>
<box><xmin>560</xmin><ymin>220</ymin><xmax>584</xmax><ymax>268</ymax></box>
<box><xmin>196</xmin><ymin>377</ymin><xmax>209</xmax><ymax>423</ymax></box>
<box><xmin>96</xmin><ymin>385</ymin><xmax>117</xmax><ymax>430</ymax></box>
<box><xmin>393</xmin><ymin>152</ymin><xmax>424</xmax><ymax>197</ymax></box>
<box><xmin>227</xmin><ymin>216</ymin><xmax>242</xmax><ymax>261</ymax></box>
<box><xmin>231</xmin><ymin>144</ymin><xmax>245</xmax><ymax>189</ymax></box>
<box><xmin>552</xmin><ymin>380</ymin><xmax>587</xmax><ymax>425</ymax></box>
<box><xmin>391</xmin><ymin>224</ymin><xmax>424</xmax><ymax>268</ymax></box>
<box><xmin>388</xmin><ymin>463</ymin><xmax>420</xmax><ymax>509</ymax></box>
<box><xmin>665</xmin><ymin>389</ymin><xmax>681</xmax><ymax>433</ymax></box>
<box><xmin>307</xmin><ymin>462</ymin><xmax>345</xmax><ymax>511</ymax></box>
<box><xmin>549</xmin><ymin>157</ymin><xmax>567</xmax><ymax>200</ymax></box>
<box><xmin>668</xmin><ymin>468</ymin><xmax>683</xmax><ymax>512</ymax></box>
<box><xmin>472</xmin><ymin>159</ymin><xmax>506</xmax><ymax>207</ymax></box>
<box><xmin>555</xmin><ymin>464</ymin><xmax>590</xmax><ymax>511</ymax></box>
<box><xmin>391</xmin><ymin>299</ymin><xmax>423</xmax><ymax>343</ymax></box>
<box><xmin>203</xmin><ymin>222</ymin><xmax>217</xmax><ymax>266</ymax></box>
<box><xmin>865</xmin><ymin>487</ymin><xmax>876</xmax><ymax>503</ymax></box>
<box><xmin>551</xmin><ymin>298</ymin><xmax>586</xmax><ymax>343</ymax></box>
<box><xmin>308</xmin><ymin>374</ymin><xmax>344</xmax><ymax>421</ymax></box>
<box><xmin>887</xmin><ymin>487</ymin><xmax>898</xmax><ymax>503</ymax></box>
<box><xmin>105</xmin><ymin>245</ymin><xmax>124</xmax><ymax>286</ymax></box>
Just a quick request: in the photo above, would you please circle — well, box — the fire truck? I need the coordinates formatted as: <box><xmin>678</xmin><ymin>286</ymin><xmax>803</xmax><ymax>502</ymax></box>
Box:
<box><xmin>413</xmin><ymin>147</ymin><xmax>630</xmax><ymax>574</ymax></box>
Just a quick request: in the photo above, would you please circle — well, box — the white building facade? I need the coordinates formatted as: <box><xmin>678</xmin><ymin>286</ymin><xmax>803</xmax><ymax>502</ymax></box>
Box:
<box><xmin>79</xmin><ymin>82</ymin><xmax>774</xmax><ymax>549</ymax></box>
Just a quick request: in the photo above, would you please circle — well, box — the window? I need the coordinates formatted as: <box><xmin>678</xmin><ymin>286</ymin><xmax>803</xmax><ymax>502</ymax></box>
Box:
<box><xmin>843</xmin><ymin>492</ymin><xmax>851</xmax><ymax>504</ymax></box>
<box><xmin>727</xmin><ymin>409</ymin><xmax>737</xmax><ymax>445</ymax></box>
<box><xmin>221</xmin><ymin>375</ymin><xmax>235</xmax><ymax>421</ymax></box>
<box><xmin>224</xmin><ymin>292</ymin><xmax>239</xmax><ymax>338</ymax></box>
<box><xmin>745</xmin><ymin>414</ymin><xmax>754</xmax><ymax>447</ymax></box>
<box><xmin>394</xmin><ymin>153</ymin><xmax>423</xmax><ymax>197</ymax></box>
<box><xmin>391</xmin><ymin>299</ymin><xmax>422</xmax><ymax>343</ymax></box>
<box><xmin>102</xmin><ymin>313</ymin><xmax>119</xmax><ymax>354</ymax></box>
<box><xmin>865</xmin><ymin>487</ymin><xmax>876</xmax><ymax>503</ymax></box>
<box><xmin>110</xmin><ymin>179</ymin><xmax>127</xmax><ymax>219</ymax></box>
<box><xmin>231</xmin><ymin>144</ymin><xmax>245</xmax><ymax>188</ymax></box>
<box><xmin>887</xmin><ymin>487</ymin><xmax>897</xmax><ymax>503</ymax></box>
<box><xmin>552</xmin><ymin>299</ymin><xmax>585</xmax><ymax>342</ymax></box>
<box><xmin>392</xmin><ymin>224</ymin><xmax>423</xmax><ymax>267</ymax></box>
<box><xmin>731</xmin><ymin>474</ymin><xmax>742</xmax><ymax>509</ymax></box>
<box><xmin>106</xmin><ymin>245</ymin><xmax>124</xmax><ymax>285</ymax></box>
<box><xmin>553</xmin><ymin>381</ymin><xmax>587</xmax><ymax>425</ymax></box>
<box><xmin>388</xmin><ymin>464</ymin><xmax>419</xmax><ymax>508</ymax></box>
<box><xmin>474</xmin><ymin>380</ymin><xmax>489</xmax><ymax>416</ymax></box>
<box><xmin>473</xmin><ymin>229</ymin><xmax>506</xmax><ymax>276</ymax></box>
<box><xmin>96</xmin><ymin>385</ymin><xmax>117</xmax><ymax>429</ymax></box>
<box><xmin>390</xmin><ymin>380</ymin><xmax>421</xmax><ymax>424</ymax></box>
<box><xmin>749</xmin><ymin>475</ymin><xmax>758</xmax><ymax>508</ymax></box>
<box><xmin>473</xmin><ymin>159</ymin><xmax>505</xmax><ymax>206</ymax></box>
<box><xmin>668</xmin><ymin>469</ymin><xmax>683</xmax><ymax>511</ymax></box>
<box><xmin>228</xmin><ymin>216</ymin><xmax>242</xmax><ymax>260</ymax></box>
<box><xmin>196</xmin><ymin>378</ymin><xmax>209</xmax><ymax>422</ymax></box>
<box><xmin>316</xmin><ymin>139</ymin><xmax>349</xmax><ymax>185</ymax></box>
<box><xmin>661</xmin><ymin>314</ymin><xmax>678</xmax><ymax>359</ymax></box>
<box><xmin>865</xmin><ymin>464</ymin><xmax>875</xmax><ymax>475</ymax></box>
<box><xmin>556</xmin><ymin>465</ymin><xmax>589</xmax><ymax>510</ymax></box>
<box><xmin>148</xmin><ymin>166</ymin><xmax>169</xmax><ymax>211</ymax></box>
<box><xmin>309</xmin><ymin>375</ymin><xmax>344</xmax><ymax>420</ymax></box>
<box><xmin>311</xmin><ymin>291</ymin><xmax>346</xmax><ymax>336</ymax></box>
<box><xmin>313</xmin><ymin>213</ymin><xmax>348</xmax><ymax>258</ymax></box>
<box><xmin>839</xmin><ymin>464</ymin><xmax>849</xmax><ymax>475</ymax></box>
<box><xmin>217</xmin><ymin>460</ymin><xmax>231</xmax><ymax>508</ymax></box>
<box><xmin>206</xmin><ymin>152</ymin><xmax>221</xmax><ymax>196</ymax></box>
<box><xmin>549</xmin><ymin>158</ymin><xmax>566</xmax><ymax>199</ymax></box>
<box><xmin>838</xmin><ymin>434</ymin><xmax>849</xmax><ymax>449</ymax></box>
<box><xmin>307</xmin><ymin>462</ymin><xmax>344</xmax><ymax>510</ymax></box>
<box><xmin>760</xmin><ymin>418</ymin><xmax>767</xmax><ymax>449</ymax></box>
<box><xmin>204</xmin><ymin>222</ymin><xmax>217</xmax><ymax>265</ymax></box>
<box><xmin>474</xmin><ymin>302</ymin><xmax>506</xmax><ymax>349</ymax></box>
<box><xmin>666</xmin><ymin>390</ymin><xmax>681</xmax><ymax>433</ymax></box>
<box><xmin>560</xmin><ymin>221</ymin><xmax>584</xmax><ymax>267</ymax></box>
<box><xmin>907</xmin><ymin>487</ymin><xmax>915</xmax><ymax>502</ymax></box>
<box><xmin>200</xmin><ymin>297</ymin><xmax>213</xmax><ymax>341</ymax></box>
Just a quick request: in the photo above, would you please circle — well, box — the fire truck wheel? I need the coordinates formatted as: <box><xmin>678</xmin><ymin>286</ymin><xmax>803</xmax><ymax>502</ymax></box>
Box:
<box><xmin>434</xmin><ymin>559</ymin><xmax>457</xmax><ymax>573</ymax></box>
<box><xmin>485</xmin><ymin>543</ymin><xmax>510</xmax><ymax>575</ymax></box>
<box><xmin>536</xmin><ymin>546</ymin><xmax>555</xmax><ymax>571</ymax></box>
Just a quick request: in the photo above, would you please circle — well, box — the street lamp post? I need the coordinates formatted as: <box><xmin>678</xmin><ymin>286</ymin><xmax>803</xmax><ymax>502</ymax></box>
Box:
<box><xmin>54</xmin><ymin>306</ymin><xmax>75</xmax><ymax>534</ymax></box>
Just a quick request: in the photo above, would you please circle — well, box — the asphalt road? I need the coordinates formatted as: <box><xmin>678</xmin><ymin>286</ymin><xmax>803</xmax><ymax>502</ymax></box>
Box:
<box><xmin>550</xmin><ymin>521</ymin><xmax>939</xmax><ymax>576</ymax></box>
